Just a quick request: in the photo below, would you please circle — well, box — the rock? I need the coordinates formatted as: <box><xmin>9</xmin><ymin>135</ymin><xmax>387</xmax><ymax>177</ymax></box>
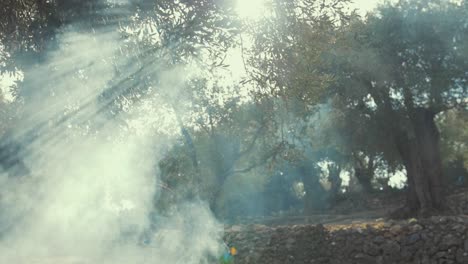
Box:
<box><xmin>383</xmin><ymin>222</ymin><xmax>393</xmax><ymax>228</ymax></box>
<box><xmin>375</xmin><ymin>256</ymin><xmax>384</xmax><ymax>264</ymax></box>
<box><xmin>438</xmin><ymin>216</ymin><xmax>449</xmax><ymax>224</ymax></box>
<box><xmin>251</xmin><ymin>224</ymin><xmax>267</xmax><ymax>231</ymax></box>
<box><xmin>230</xmin><ymin>225</ymin><xmax>242</xmax><ymax>232</ymax></box>
<box><xmin>410</xmin><ymin>224</ymin><xmax>424</xmax><ymax>233</ymax></box>
<box><xmin>400</xmin><ymin>248</ymin><xmax>413</xmax><ymax>260</ymax></box>
<box><xmin>354</xmin><ymin>253</ymin><xmax>375</xmax><ymax>264</ymax></box>
<box><xmin>381</xmin><ymin>241</ymin><xmax>400</xmax><ymax>256</ymax></box>
<box><xmin>420</xmin><ymin>254</ymin><xmax>431</xmax><ymax>264</ymax></box>
<box><xmin>451</xmin><ymin>224</ymin><xmax>465</xmax><ymax>234</ymax></box>
<box><xmin>363</xmin><ymin>243</ymin><xmax>380</xmax><ymax>256</ymax></box>
<box><xmin>373</xmin><ymin>235</ymin><xmax>386</xmax><ymax>245</ymax></box>
<box><xmin>435</xmin><ymin>250</ymin><xmax>448</xmax><ymax>259</ymax></box>
<box><xmin>390</xmin><ymin>224</ymin><xmax>403</xmax><ymax>235</ymax></box>
<box><xmin>438</xmin><ymin>260</ymin><xmax>454</xmax><ymax>264</ymax></box>
<box><xmin>455</xmin><ymin>248</ymin><xmax>467</xmax><ymax>263</ymax></box>
<box><xmin>405</xmin><ymin>233</ymin><xmax>421</xmax><ymax>245</ymax></box>
<box><xmin>285</xmin><ymin>238</ymin><xmax>295</xmax><ymax>250</ymax></box>
<box><xmin>440</xmin><ymin>234</ymin><xmax>461</xmax><ymax>250</ymax></box>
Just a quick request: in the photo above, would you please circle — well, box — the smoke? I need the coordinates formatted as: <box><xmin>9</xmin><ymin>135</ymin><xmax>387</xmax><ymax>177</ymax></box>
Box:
<box><xmin>0</xmin><ymin>9</ymin><xmax>223</xmax><ymax>264</ymax></box>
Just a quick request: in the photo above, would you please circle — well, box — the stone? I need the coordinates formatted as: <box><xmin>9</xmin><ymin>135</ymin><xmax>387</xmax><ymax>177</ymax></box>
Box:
<box><xmin>382</xmin><ymin>241</ymin><xmax>401</xmax><ymax>256</ymax></box>
<box><xmin>400</xmin><ymin>248</ymin><xmax>413</xmax><ymax>260</ymax></box>
<box><xmin>456</xmin><ymin>248</ymin><xmax>466</xmax><ymax>263</ymax></box>
<box><xmin>435</xmin><ymin>251</ymin><xmax>448</xmax><ymax>259</ymax></box>
<box><xmin>285</xmin><ymin>238</ymin><xmax>295</xmax><ymax>250</ymax></box>
<box><xmin>230</xmin><ymin>225</ymin><xmax>242</xmax><ymax>232</ymax></box>
<box><xmin>390</xmin><ymin>224</ymin><xmax>403</xmax><ymax>235</ymax></box>
<box><xmin>452</xmin><ymin>224</ymin><xmax>465</xmax><ymax>233</ymax></box>
<box><xmin>440</xmin><ymin>234</ymin><xmax>461</xmax><ymax>250</ymax></box>
<box><xmin>420</xmin><ymin>255</ymin><xmax>431</xmax><ymax>264</ymax></box>
<box><xmin>410</xmin><ymin>224</ymin><xmax>424</xmax><ymax>233</ymax></box>
<box><xmin>373</xmin><ymin>235</ymin><xmax>386</xmax><ymax>245</ymax></box>
<box><xmin>405</xmin><ymin>233</ymin><xmax>421</xmax><ymax>245</ymax></box>
<box><xmin>354</xmin><ymin>253</ymin><xmax>375</xmax><ymax>264</ymax></box>
<box><xmin>363</xmin><ymin>243</ymin><xmax>380</xmax><ymax>256</ymax></box>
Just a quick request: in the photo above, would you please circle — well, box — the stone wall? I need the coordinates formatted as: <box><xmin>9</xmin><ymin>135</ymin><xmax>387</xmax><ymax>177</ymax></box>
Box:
<box><xmin>224</xmin><ymin>216</ymin><xmax>468</xmax><ymax>264</ymax></box>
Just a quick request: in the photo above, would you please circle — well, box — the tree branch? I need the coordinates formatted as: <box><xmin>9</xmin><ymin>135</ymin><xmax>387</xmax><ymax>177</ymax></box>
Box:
<box><xmin>222</xmin><ymin>141</ymin><xmax>286</xmax><ymax>178</ymax></box>
<box><xmin>237</xmin><ymin>124</ymin><xmax>264</xmax><ymax>158</ymax></box>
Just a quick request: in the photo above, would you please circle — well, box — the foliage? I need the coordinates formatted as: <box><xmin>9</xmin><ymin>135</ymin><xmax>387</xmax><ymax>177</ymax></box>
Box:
<box><xmin>438</xmin><ymin>109</ymin><xmax>468</xmax><ymax>169</ymax></box>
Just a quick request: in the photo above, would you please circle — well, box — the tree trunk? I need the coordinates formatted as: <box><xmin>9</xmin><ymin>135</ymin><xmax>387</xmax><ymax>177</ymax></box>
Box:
<box><xmin>393</xmin><ymin>108</ymin><xmax>446</xmax><ymax>218</ymax></box>
<box><xmin>354</xmin><ymin>167</ymin><xmax>373</xmax><ymax>193</ymax></box>
<box><xmin>353</xmin><ymin>153</ymin><xmax>375</xmax><ymax>193</ymax></box>
<box><xmin>300</xmin><ymin>164</ymin><xmax>327</xmax><ymax>215</ymax></box>
<box><xmin>328</xmin><ymin>164</ymin><xmax>342</xmax><ymax>199</ymax></box>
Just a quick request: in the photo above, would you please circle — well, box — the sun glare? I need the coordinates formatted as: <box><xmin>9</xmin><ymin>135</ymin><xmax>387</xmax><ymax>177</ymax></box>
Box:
<box><xmin>235</xmin><ymin>0</ymin><xmax>381</xmax><ymax>20</ymax></box>
<box><xmin>236</xmin><ymin>0</ymin><xmax>268</xmax><ymax>20</ymax></box>
<box><xmin>351</xmin><ymin>0</ymin><xmax>382</xmax><ymax>14</ymax></box>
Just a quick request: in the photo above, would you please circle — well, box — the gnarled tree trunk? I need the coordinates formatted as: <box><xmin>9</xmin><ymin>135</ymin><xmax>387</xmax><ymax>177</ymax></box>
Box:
<box><xmin>393</xmin><ymin>108</ymin><xmax>446</xmax><ymax>217</ymax></box>
<box><xmin>328</xmin><ymin>163</ymin><xmax>342</xmax><ymax>201</ymax></box>
<box><xmin>300</xmin><ymin>164</ymin><xmax>327</xmax><ymax>215</ymax></box>
<box><xmin>354</xmin><ymin>154</ymin><xmax>375</xmax><ymax>193</ymax></box>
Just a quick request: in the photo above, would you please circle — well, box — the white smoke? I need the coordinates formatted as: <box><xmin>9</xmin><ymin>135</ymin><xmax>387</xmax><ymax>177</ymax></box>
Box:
<box><xmin>0</xmin><ymin>17</ymin><xmax>223</xmax><ymax>264</ymax></box>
